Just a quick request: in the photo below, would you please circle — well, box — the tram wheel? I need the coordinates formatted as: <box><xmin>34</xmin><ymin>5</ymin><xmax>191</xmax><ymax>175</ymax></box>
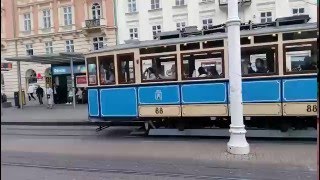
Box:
<box><xmin>280</xmin><ymin>122</ymin><xmax>290</xmax><ymax>132</ymax></box>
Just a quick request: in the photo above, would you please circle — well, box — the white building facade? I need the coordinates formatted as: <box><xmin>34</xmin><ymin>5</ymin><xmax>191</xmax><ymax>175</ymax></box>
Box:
<box><xmin>116</xmin><ymin>0</ymin><xmax>318</xmax><ymax>44</ymax></box>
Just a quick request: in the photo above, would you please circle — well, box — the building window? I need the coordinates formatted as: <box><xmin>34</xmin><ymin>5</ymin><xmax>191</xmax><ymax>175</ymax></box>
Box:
<box><xmin>152</xmin><ymin>25</ymin><xmax>161</xmax><ymax>39</ymax></box>
<box><xmin>292</xmin><ymin>8</ymin><xmax>305</xmax><ymax>16</ymax></box>
<box><xmin>26</xmin><ymin>44</ymin><xmax>33</xmax><ymax>55</ymax></box>
<box><xmin>92</xmin><ymin>3</ymin><xmax>101</xmax><ymax>19</ymax></box>
<box><xmin>176</xmin><ymin>22</ymin><xmax>186</xmax><ymax>31</ymax></box>
<box><xmin>202</xmin><ymin>18</ymin><xmax>213</xmax><ymax>30</ymax></box>
<box><xmin>151</xmin><ymin>0</ymin><xmax>160</xmax><ymax>10</ymax></box>
<box><xmin>63</xmin><ymin>6</ymin><xmax>72</xmax><ymax>25</ymax></box>
<box><xmin>128</xmin><ymin>0</ymin><xmax>137</xmax><ymax>13</ymax></box>
<box><xmin>260</xmin><ymin>12</ymin><xmax>272</xmax><ymax>23</ymax></box>
<box><xmin>24</xmin><ymin>13</ymin><xmax>31</xmax><ymax>31</ymax></box>
<box><xmin>93</xmin><ymin>37</ymin><xmax>104</xmax><ymax>50</ymax></box>
<box><xmin>129</xmin><ymin>28</ymin><xmax>138</xmax><ymax>39</ymax></box>
<box><xmin>45</xmin><ymin>42</ymin><xmax>53</xmax><ymax>54</ymax></box>
<box><xmin>65</xmin><ymin>40</ymin><xmax>74</xmax><ymax>52</ymax></box>
<box><xmin>43</xmin><ymin>9</ymin><xmax>51</xmax><ymax>29</ymax></box>
<box><xmin>175</xmin><ymin>0</ymin><xmax>185</xmax><ymax>6</ymax></box>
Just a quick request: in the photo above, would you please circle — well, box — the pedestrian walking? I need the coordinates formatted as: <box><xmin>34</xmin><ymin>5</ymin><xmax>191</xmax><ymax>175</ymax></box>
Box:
<box><xmin>36</xmin><ymin>85</ymin><xmax>44</xmax><ymax>105</ymax></box>
<box><xmin>66</xmin><ymin>88</ymin><xmax>73</xmax><ymax>104</ymax></box>
<box><xmin>46</xmin><ymin>86</ymin><xmax>54</xmax><ymax>109</ymax></box>
<box><xmin>27</xmin><ymin>85</ymin><xmax>36</xmax><ymax>101</ymax></box>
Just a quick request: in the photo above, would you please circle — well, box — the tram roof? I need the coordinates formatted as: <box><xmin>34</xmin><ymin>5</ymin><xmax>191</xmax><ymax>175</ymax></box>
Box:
<box><xmin>5</xmin><ymin>52</ymin><xmax>85</xmax><ymax>65</ymax></box>
<box><xmin>87</xmin><ymin>22</ymin><xmax>317</xmax><ymax>56</ymax></box>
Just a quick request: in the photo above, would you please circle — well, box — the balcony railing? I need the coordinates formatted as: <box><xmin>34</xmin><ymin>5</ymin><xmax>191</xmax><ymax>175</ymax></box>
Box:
<box><xmin>85</xmin><ymin>19</ymin><xmax>101</xmax><ymax>28</ymax></box>
<box><xmin>219</xmin><ymin>0</ymin><xmax>251</xmax><ymax>6</ymax></box>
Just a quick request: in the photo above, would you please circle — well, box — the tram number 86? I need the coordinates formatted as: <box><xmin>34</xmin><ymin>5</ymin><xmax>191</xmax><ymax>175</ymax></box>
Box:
<box><xmin>155</xmin><ymin>107</ymin><xmax>164</xmax><ymax>114</ymax></box>
<box><xmin>306</xmin><ymin>105</ymin><xmax>317</xmax><ymax>112</ymax></box>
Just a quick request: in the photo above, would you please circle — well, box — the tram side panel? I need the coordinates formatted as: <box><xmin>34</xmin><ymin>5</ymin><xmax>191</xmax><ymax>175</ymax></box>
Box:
<box><xmin>138</xmin><ymin>85</ymin><xmax>181</xmax><ymax>117</ymax></box>
<box><xmin>99</xmin><ymin>87</ymin><xmax>138</xmax><ymax>118</ymax></box>
<box><xmin>282</xmin><ymin>77</ymin><xmax>317</xmax><ymax>116</ymax></box>
<box><xmin>180</xmin><ymin>82</ymin><xmax>228</xmax><ymax>117</ymax></box>
<box><xmin>88</xmin><ymin>88</ymin><xmax>100</xmax><ymax>118</ymax></box>
<box><xmin>88</xmin><ymin>87</ymin><xmax>138</xmax><ymax>120</ymax></box>
<box><xmin>241</xmin><ymin>79</ymin><xmax>282</xmax><ymax>116</ymax></box>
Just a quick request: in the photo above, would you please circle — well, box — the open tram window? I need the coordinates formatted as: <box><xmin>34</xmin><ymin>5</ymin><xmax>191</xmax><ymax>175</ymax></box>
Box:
<box><xmin>284</xmin><ymin>42</ymin><xmax>317</xmax><ymax>74</ymax></box>
<box><xmin>241</xmin><ymin>45</ymin><xmax>277</xmax><ymax>76</ymax></box>
<box><xmin>87</xmin><ymin>57</ymin><xmax>98</xmax><ymax>86</ymax></box>
<box><xmin>141</xmin><ymin>54</ymin><xmax>177</xmax><ymax>82</ymax></box>
<box><xmin>98</xmin><ymin>55</ymin><xmax>115</xmax><ymax>85</ymax></box>
<box><xmin>181</xmin><ymin>51</ymin><xmax>224</xmax><ymax>79</ymax></box>
<box><xmin>117</xmin><ymin>53</ymin><xmax>135</xmax><ymax>84</ymax></box>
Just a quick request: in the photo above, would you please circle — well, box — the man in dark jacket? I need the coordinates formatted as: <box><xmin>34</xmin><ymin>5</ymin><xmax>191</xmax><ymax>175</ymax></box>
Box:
<box><xmin>36</xmin><ymin>85</ymin><xmax>44</xmax><ymax>104</ymax></box>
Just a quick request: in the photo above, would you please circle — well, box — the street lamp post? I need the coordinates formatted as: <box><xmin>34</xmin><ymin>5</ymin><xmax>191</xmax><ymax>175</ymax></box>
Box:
<box><xmin>226</xmin><ymin>0</ymin><xmax>249</xmax><ymax>154</ymax></box>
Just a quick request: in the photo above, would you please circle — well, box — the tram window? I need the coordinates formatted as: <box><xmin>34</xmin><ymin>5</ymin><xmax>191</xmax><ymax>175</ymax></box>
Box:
<box><xmin>203</xmin><ymin>40</ymin><xmax>224</xmax><ymax>49</ymax></box>
<box><xmin>98</xmin><ymin>55</ymin><xmax>115</xmax><ymax>85</ymax></box>
<box><xmin>180</xmin><ymin>42</ymin><xmax>200</xmax><ymax>51</ymax></box>
<box><xmin>117</xmin><ymin>53</ymin><xmax>135</xmax><ymax>84</ymax></box>
<box><xmin>254</xmin><ymin>34</ymin><xmax>278</xmax><ymax>43</ymax></box>
<box><xmin>141</xmin><ymin>55</ymin><xmax>177</xmax><ymax>81</ymax></box>
<box><xmin>283</xmin><ymin>31</ymin><xmax>318</xmax><ymax>41</ymax></box>
<box><xmin>182</xmin><ymin>51</ymin><xmax>224</xmax><ymax>79</ymax></box>
<box><xmin>284</xmin><ymin>42</ymin><xmax>317</xmax><ymax>73</ymax></box>
<box><xmin>139</xmin><ymin>45</ymin><xmax>176</xmax><ymax>54</ymax></box>
<box><xmin>241</xmin><ymin>37</ymin><xmax>251</xmax><ymax>45</ymax></box>
<box><xmin>87</xmin><ymin>57</ymin><xmax>97</xmax><ymax>86</ymax></box>
<box><xmin>241</xmin><ymin>45</ymin><xmax>277</xmax><ymax>76</ymax></box>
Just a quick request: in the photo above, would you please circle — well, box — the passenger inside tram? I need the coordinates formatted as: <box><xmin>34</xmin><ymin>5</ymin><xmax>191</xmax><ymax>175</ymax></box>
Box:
<box><xmin>248</xmin><ymin>58</ymin><xmax>269</xmax><ymax>73</ymax></box>
<box><xmin>198</xmin><ymin>67</ymin><xmax>208</xmax><ymax>77</ymax></box>
<box><xmin>302</xmin><ymin>56</ymin><xmax>317</xmax><ymax>70</ymax></box>
<box><xmin>100</xmin><ymin>60</ymin><xmax>115</xmax><ymax>84</ymax></box>
<box><xmin>144</xmin><ymin>67</ymin><xmax>157</xmax><ymax>80</ymax></box>
<box><xmin>207</xmin><ymin>65</ymin><xmax>219</xmax><ymax>77</ymax></box>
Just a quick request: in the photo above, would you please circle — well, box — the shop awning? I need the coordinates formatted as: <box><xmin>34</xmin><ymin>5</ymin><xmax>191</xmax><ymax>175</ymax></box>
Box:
<box><xmin>5</xmin><ymin>52</ymin><xmax>85</xmax><ymax>65</ymax></box>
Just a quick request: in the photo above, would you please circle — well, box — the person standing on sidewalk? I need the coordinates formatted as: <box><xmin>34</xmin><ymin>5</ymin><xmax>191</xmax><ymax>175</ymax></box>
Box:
<box><xmin>53</xmin><ymin>83</ymin><xmax>58</xmax><ymax>104</ymax></box>
<box><xmin>27</xmin><ymin>85</ymin><xmax>36</xmax><ymax>101</ymax></box>
<box><xmin>36</xmin><ymin>85</ymin><xmax>44</xmax><ymax>105</ymax></box>
<box><xmin>46</xmin><ymin>85</ymin><xmax>54</xmax><ymax>109</ymax></box>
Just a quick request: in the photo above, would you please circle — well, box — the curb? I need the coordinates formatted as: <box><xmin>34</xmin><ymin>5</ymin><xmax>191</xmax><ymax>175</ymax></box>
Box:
<box><xmin>1</xmin><ymin>121</ymin><xmax>97</xmax><ymax>126</ymax></box>
<box><xmin>1</xmin><ymin>121</ymin><xmax>144</xmax><ymax>126</ymax></box>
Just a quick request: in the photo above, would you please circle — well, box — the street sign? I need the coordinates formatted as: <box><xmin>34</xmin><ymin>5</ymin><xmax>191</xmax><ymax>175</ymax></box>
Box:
<box><xmin>1</xmin><ymin>63</ymin><xmax>12</xmax><ymax>71</ymax></box>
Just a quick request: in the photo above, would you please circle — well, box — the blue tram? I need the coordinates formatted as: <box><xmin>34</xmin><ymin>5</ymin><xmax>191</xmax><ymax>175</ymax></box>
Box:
<box><xmin>85</xmin><ymin>16</ymin><xmax>318</xmax><ymax>134</ymax></box>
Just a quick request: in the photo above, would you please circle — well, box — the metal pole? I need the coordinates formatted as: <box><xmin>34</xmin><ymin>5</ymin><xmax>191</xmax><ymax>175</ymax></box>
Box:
<box><xmin>17</xmin><ymin>61</ymin><xmax>23</xmax><ymax>109</ymax></box>
<box><xmin>226</xmin><ymin>0</ymin><xmax>249</xmax><ymax>154</ymax></box>
<box><xmin>12</xmin><ymin>0</ymin><xmax>22</xmax><ymax>109</ymax></box>
<box><xmin>70</xmin><ymin>58</ymin><xmax>76</xmax><ymax>109</ymax></box>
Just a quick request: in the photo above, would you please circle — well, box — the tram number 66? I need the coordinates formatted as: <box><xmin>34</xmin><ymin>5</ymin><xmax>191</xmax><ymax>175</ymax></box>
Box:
<box><xmin>155</xmin><ymin>107</ymin><xmax>164</xmax><ymax>114</ymax></box>
<box><xmin>306</xmin><ymin>105</ymin><xmax>317</xmax><ymax>112</ymax></box>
